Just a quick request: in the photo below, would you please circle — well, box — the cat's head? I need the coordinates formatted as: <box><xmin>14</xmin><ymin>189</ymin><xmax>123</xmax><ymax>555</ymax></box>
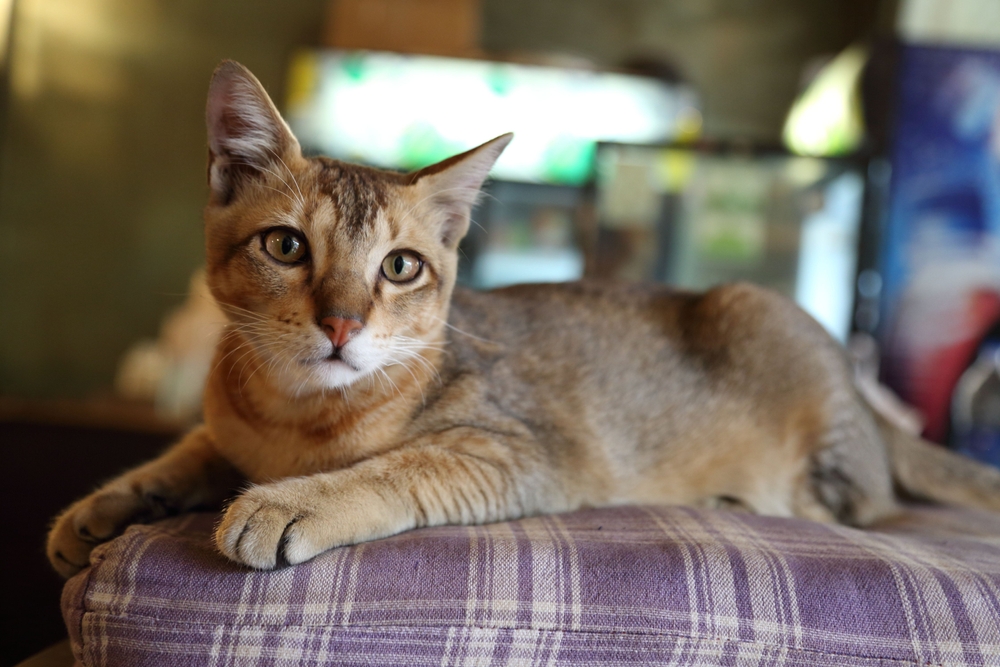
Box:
<box><xmin>203</xmin><ymin>60</ymin><xmax>510</xmax><ymax>395</ymax></box>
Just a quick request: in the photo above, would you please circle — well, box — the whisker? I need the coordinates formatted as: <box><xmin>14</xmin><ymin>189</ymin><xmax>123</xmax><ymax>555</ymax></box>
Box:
<box><xmin>229</xmin><ymin>159</ymin><xmax>299</xmax><ymax>207</ymax></box>
<box><xmin>431</xmin><ymin>315</ymin><xmax>495</xmax><ymax>344</ymax></box>
<box><xmin>224</xmin><ymin>337</ymin><xmax>291</xmax><ymax>382</ymax></box>
<box><xmin>389</xmin><ymin>356</ymin><xmax>426</xmax><ymax>405</ymax></box>
<box><xmin>259</xmin><ymin>183</ymin><xmax>297</xmax><ymax>205</ymax></box>
<box><xmin>269</xmin><ymin>149</ymin><xmax>306</xmax><ymax>207</ymax></box>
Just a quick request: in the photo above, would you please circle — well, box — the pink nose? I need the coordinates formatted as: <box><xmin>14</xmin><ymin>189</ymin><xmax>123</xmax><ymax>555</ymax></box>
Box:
<box><xmin>320</xmin><ymin>316</ymin><xmax>363</xmax><ymax>349</ymax></box>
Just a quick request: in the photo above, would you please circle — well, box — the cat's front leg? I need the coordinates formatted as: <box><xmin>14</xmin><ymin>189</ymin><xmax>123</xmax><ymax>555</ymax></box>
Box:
<box><xmin>47</xmin><ymin>426</ymin><xmax>241</xmax><ymax>577</ymax></box>
<box><xmin>216</xmin><ymin>430</ymin><xmax>557</xmax><ymax>569</ymax></box>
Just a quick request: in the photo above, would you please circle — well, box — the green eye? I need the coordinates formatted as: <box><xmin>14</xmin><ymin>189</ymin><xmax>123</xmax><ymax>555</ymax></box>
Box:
<box><xmin>264</xmin><ymin>229</ymin><xmax>306</xmax><ymax>263</ymax></box>
<box><xmin>382</xmin><ymin>252</ymin><xmax>422</xmax><ymax>282</ymax></box>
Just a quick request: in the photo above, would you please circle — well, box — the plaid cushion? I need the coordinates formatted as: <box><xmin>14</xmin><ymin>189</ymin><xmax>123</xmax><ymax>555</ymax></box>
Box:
<box><xmin>62</xmin><ymin>505</ymin><xmax>1000</xmax><ymax>666</ymax></box>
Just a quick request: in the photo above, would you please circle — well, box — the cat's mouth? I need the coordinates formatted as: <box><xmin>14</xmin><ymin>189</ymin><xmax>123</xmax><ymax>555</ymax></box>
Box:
<box><xmin>322</xmin><ymin>351</ymin><xmax>360</xmax><ymax>372</ymax></box>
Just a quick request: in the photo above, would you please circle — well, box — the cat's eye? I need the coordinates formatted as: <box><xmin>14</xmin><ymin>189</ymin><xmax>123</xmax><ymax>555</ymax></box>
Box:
<box><xmin>263</xmin><ymin>229</ymin><xmax>307</xmax><ymax>264</ymax></box>
<box><xmin>382</xmin><ymin>252</ymin><xmax>422</xmax><ymax>282</ymax></box>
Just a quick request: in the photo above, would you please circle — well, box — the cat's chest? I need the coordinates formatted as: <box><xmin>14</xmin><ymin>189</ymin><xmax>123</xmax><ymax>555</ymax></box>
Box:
<box><xmin>204</xmin><ymin>378</ymin><xmax>415</xmax><ymax>482</ymax></box>
<box><xmin>212</xmin><ymin>420</ymin><xmax>345</xmax><ymax>481</ymax></box>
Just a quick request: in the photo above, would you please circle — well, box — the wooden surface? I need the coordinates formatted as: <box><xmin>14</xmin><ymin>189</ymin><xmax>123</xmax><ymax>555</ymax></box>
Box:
<box><xmin>0</xmin><ymin>396</ymin><xmax>189</xmax><ymax>435</ymax></box>
<box><xmin>13</xmin><ymin>641</ymin><xmax>73</xmax><ymax>667</ymax></box>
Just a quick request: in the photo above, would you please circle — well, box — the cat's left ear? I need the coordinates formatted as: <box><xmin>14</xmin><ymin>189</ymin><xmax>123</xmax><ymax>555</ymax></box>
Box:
<box><xmin>205</xmin><ymin>60</ymin><xmax>301</xmax><ymax>205</ymax></box>
<box><xmin>409</xmin><ymin>133</ymin><xmax>513</xmax><ymax>247</ymax></box>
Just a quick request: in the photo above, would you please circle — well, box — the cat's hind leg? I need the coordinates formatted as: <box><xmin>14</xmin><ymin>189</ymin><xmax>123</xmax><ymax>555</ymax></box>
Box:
<box><xmin>797</xmin><ymin>396</ymin><xmax>899</xmax><ymax>527</ymax></box>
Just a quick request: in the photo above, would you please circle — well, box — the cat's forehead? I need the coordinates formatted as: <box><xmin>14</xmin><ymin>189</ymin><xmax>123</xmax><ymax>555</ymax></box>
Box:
<box><xmin>309</xmin><ymin>157</ymin><xmax>412</xmax><ymax>237</ymax></box>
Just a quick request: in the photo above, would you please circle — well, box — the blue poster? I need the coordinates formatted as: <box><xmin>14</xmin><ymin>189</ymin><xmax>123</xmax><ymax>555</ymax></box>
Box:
<box><xmin>881</xmin><ymin>45</ymin><xmax>1000</xmax><ymax>442</ymax></box>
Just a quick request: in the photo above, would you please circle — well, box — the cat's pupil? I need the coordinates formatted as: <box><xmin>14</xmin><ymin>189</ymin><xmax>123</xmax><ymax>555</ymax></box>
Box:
<box><xmin>281</xmin><ymin>236</ymin><xmax>295</xmax><ymax>256</ymax></box>
<box><xmin>394</xmin><ymin>256</ymin><xmax>404</xmax><ymax>274</ymax></box>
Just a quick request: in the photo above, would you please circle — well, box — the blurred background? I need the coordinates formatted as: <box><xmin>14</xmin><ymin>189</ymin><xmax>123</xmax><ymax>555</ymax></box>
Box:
<box><xmin>3</xmin><ymin>0</ymin><xmax>1000</xmax><ymax>664</ymax></box>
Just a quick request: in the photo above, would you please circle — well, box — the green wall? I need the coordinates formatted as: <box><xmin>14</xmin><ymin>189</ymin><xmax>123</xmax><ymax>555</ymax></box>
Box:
<box><xmin>0</xmin><ymin>0</ymin><xmax>326</xmax><ymax>396</ymax></box>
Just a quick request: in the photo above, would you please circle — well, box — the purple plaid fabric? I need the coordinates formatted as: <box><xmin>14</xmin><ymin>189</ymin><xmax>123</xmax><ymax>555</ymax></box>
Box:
<box><xmin>62</xmin><ymin>505</ymin><xmax>1000</xmax><ymax>666</ymax></box>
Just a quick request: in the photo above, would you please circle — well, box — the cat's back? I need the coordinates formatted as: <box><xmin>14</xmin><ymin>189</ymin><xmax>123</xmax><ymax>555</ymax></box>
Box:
<box><xmin>447</xmin><ymin>279</ymin><xmax>833</xmax><ymax>364</ymax></box>
<box><xmin>443</xmin><ymin>279</ymin><xmax>846</xmax><ymax>417</ymax></box>
<box><xmin>449</xmin><ymin>280</ymin><xmax>690</xmax><ymax>350</ymax></box>
<box><xmin>447</xmin><ymin>280</ymin><xmax>690</xmax><ymax>383</ymax></box>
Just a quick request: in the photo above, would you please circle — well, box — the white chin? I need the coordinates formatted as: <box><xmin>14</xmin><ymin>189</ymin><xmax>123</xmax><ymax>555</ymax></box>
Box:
<box><xmin>268</xmin><ymin>357</ymin><xmax>367</xmax><ymax>395</ymax></box>
<box><xmin>310</xmin><ymin>358</ymin><xmax>365</xmax><ymax>390</ymax></box>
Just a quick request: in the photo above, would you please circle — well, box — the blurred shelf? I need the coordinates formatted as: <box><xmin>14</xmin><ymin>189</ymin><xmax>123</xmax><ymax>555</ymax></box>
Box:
<box><xmin>0</xmin><ymin>396</ymin><xmax>189</xmax><ymax>435</ymax></box>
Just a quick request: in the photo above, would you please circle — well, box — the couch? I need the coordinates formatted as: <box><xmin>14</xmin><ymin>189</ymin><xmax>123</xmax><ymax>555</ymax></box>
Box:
<box><xmin>61</xmin><ymin>504</ymin><xmax>1000</xmax><ymax>666</ymax></box>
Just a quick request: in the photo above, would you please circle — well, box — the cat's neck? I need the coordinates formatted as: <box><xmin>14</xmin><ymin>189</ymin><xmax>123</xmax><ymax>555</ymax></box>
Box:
<box><xmin>206</xmin><ymin>328</ymin><xmax>444</xmax><ymax>444</ymax></box>
<box><xmin>200</xmin><ymin>328</ymin><xmax>444</xmax><ymax>478</ymax></box>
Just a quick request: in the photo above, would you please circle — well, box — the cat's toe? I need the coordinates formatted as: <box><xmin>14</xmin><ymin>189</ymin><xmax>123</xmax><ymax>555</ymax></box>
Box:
<box><xmin>74</xmin><ymin>491</ymin><xmax>144</xmax><ymax>541</ymax></box>
<box><xmin>47</xmin><ymin>510</ymin><xmax>93</xmax><ymax>578</ymax></box>
<box><xmin>276</xmin><ymin>515</ymin><xmax>330</xmax><ymax>565</ymax></box>
<box><xmin>240</xmin><ymin>506</ymin><xmax>298</xmax><ymax>569</ymax></box>
<box><xmin>47</xmin><ymin>493</ymin><xmax>136</xmax><ymax>578</ymax></box>
<box><xmin>275</xmin><ymin>516</ymin><xmax>302</xmax><ymax>568</ymax></box>
<box><xmin>47</xmin><ymin>486</ymin><xmax>181</xmax><ymax>578</ymax></box>
<box><xmin>216</xmin><ymin>489</ymin><xmax>314</xmax><ymax>569</ymax></box>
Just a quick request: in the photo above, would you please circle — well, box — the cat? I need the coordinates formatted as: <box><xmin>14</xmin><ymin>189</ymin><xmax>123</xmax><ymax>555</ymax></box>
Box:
<box><xmin>47</xmin><ymin>60</ymin><xmax>1000</xmax><ymax>577</ymax></box>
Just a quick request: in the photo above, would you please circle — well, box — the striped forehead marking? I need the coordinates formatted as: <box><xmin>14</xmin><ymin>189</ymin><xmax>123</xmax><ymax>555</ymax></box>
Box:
<box><xmin>315</xmin><ymin>158</ymin><xmax>411</xmax><ymax>237</ymax></box>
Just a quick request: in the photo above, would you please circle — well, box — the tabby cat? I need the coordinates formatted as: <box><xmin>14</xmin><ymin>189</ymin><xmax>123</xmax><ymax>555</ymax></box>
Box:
<box><xmin>47</xmin><ymin>61</ymin><xmax>1000</xmax><ymax>577</ymax></box>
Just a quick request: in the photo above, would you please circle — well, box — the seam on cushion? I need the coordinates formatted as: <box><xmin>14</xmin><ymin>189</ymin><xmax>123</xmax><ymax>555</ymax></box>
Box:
<box><xmin>81</xmin><ymin>606</ymin><xmax>955</xmax><ymax>657</ymax></box>
<box><xmin>80</xmin><ymin>613</ymin><xmax>956</xmax><ymax>667</ymax></box>
<box><xmin>74</xmin><ymin>552</ymin><xmax>101</xmax><ymax>667</ymax></box>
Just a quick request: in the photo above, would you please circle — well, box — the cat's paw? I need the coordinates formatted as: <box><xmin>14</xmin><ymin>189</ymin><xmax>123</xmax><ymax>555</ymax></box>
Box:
<box><xmin>46</xmin><ymin>487</ymin><xmax>174</xmax><ymax>578</ymax></box>
<box><xmin>215</xmin><ymin>479</ymin><xmax>330</xmax><ymax>569</ymax></box>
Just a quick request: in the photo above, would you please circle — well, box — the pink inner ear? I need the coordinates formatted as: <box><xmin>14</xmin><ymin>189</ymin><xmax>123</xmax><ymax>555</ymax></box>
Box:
<box><xmin>206</xmin><ymin>86</ymin><xmax>238</xmax><ymax>155</ymax></box>
<box><xmin>439</xmin><ymin>210</ymin><xmax>469</xmax><ymax>247</ymax></box>
<box><xmin>206</xmin><ymin>63</ymin><xmax>293</xmax><ymax>164</ymax></box>
<box><xmin>205</xmin><ymin>63</ymin><xmax>302</xmax><ymax>202</ymax></box>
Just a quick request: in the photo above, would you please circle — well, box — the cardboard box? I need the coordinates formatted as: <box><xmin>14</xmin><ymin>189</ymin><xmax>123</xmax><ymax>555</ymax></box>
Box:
<box><xmin>324</xmin><ymin>0</ymin><xmax>481</xmax><ymax>57</ymax></box>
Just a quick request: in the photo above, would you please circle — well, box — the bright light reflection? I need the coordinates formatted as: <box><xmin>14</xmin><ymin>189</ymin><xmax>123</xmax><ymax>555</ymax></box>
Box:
<box><xmin>287</xmin><ymin>50</ymin><xmax>697</xmax><ymax>185</ymax></box>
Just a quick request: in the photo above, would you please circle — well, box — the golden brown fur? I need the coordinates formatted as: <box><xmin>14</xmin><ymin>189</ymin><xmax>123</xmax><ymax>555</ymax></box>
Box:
<box><xmin>47</xmin><ymin>61</ymin><xmax>1000</xmax><ymax>577</ymax></box>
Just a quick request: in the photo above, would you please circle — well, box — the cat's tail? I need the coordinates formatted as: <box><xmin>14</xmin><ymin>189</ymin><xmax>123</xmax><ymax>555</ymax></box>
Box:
<box><xmin>877</xmin><ymin>413</ymin><xmax>1000</xmax><ymax>512</ymax></box>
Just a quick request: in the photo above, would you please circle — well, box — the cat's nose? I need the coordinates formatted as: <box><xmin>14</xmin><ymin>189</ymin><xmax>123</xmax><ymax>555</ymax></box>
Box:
<box><xmin>320</xmin><ymin>316</ymin><xmax>363</xmax><ymax>349</ymax></box>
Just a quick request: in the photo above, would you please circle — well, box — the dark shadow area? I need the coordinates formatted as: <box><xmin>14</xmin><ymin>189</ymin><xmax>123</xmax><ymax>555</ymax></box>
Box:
<box><xmin>1</xmin><ymin>421</ymin><xmax>177</xmax><ymax>666</ymax></box>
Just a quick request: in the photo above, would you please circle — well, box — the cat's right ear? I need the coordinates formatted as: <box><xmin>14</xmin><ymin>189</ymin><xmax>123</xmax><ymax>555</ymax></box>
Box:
<box><xmin>206</xmin><ymin>61</ymin><xmax>301</xmax><ymax>205</ymax></box>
